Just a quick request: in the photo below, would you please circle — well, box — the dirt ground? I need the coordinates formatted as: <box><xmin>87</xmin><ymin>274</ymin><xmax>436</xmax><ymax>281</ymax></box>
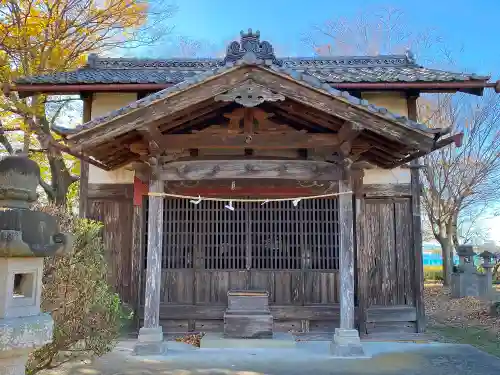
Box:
<box><xmin>424</xmin><ymin>284</ymin><xmax>500</xmax><ymax>356</ymax></box>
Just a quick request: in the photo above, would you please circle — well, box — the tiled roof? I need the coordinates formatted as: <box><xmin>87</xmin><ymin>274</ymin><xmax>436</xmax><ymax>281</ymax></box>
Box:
<box><xmin>55</xmin><ymin>51</ymin><xmax>448</xmax><ymax>138</ymax></box>
<box><xmin>16</xmin><ymin>52</ymin><xmax>488</xmax><ymax>85</ymax></box>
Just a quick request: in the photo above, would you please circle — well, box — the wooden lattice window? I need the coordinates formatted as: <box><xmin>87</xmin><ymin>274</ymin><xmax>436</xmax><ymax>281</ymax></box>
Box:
<box><xmin>143</xmin><ymin>198</ymin><xmax>339</xmax><ymax>270</ymax></box>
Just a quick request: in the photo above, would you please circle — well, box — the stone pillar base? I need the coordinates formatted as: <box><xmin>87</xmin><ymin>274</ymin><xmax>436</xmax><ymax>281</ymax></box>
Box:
<box><xmin>0</xmin><ymin>353</ymin><xmax>28</xmax><ymax>375</ymax></box>
<box><xmin>134</xmin><ymin>326</ymin><xmax>166</xmax><ymax>356</ymax></box>
<box><xmin>330</xmin><ymin>328</ymin><xmax>369</xmax><ymax>358</ymax></box>
<box><xmin>0</xmin><ymin>313</ymin><xmax>53</xmax><ymax>375</ymax></box>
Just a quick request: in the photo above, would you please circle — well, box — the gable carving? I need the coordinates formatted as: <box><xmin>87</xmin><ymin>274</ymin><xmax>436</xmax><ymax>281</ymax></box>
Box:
<box><xmin>215</xmin><ymin>80</ymin><xmax>285</xmax><ymax>107</ymax></box>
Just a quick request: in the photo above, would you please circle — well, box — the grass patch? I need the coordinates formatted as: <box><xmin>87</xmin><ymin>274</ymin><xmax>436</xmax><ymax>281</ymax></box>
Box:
<box><xmin>424</xmin><ymin>265</ymin><xmax>443</xmax><ymax>272</ymax></box>
<box><xmin>428</xmin><ymin>325</ymin><xmax>500</xmax><ymax>357</ymax></box>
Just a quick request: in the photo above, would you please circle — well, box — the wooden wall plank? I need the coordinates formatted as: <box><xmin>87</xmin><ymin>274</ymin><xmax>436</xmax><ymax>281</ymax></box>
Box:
<box><xmin>144</xmin><ymin>304</ymin><xmax>343</xmax><ymax>320</ymax></box>
<box><xmin>379</xmin><ymin>202</ymin><xmax>396</xmax><ymax>305</ymax></box>
<box><xmin>195</xmin><ymin>271</ymin><xmax>212</xmax><ymax>304</ymax></box>
<box><xmin>364</xmin><ymin>198</ymin><xmax>415</xmax><ymax>310</ymax></box>
<box><xmin>366</xmin><ymin>306</ymin><xmax>417</xmax><ymax>322</ymax></box>
<box><xmin>304</xmin><ymin>272</ymin><xmax>339</xmax><ymax>304</ymax></box>
<box><xmin>395</xmin><ymin>200</ymin><xmax>415</xmax><ymax>306</ymax></box>
<box><xmin>364</xmin><ymin>183</ymin><xmax>411</xmax><ymax>197</ymax></box>
<box><xmin>250</xmin><ymin>271</ymin><xmax>275</xmax><ymax>303</ymax></box>
<box><xmin>88</xmin><ymin>196</ymin><xmax>134</xmax><ymax>305</ymax></box>
<box><xmin>366</xmin><ymin>321</ymin><xmax>417</xmax><ymax>334</ymax></box>
<box><xmin>162</xmin><ymin>270</ymin><xmax>194</xmax><ymax>304</ymax></box>
<box><xmin>88</xmin><ymin>183</ymin><xmax>134</xmax><ymax>200</ymax></box>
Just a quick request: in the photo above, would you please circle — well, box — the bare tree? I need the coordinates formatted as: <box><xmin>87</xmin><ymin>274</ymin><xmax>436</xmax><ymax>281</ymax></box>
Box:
<box><xmin>303</xmin><ymin>6</ymin><xmax>457</xmax><ymax>67</ymax></box>
<box><xmin>420</xmin><ymin>91</ymin><xmax>500</xmax><ymax>285</ymax></box>
<box><xmin>305</xmin><ymin>7</ymin><xmax>499</xmax><ymax>285</ymax></box>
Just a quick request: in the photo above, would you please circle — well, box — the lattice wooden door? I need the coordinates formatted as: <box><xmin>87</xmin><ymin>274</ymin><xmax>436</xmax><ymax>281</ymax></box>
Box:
<box><xmin>143</xmin><ymin>198</ymin><xmax>340</xmax><ymax>305</ymax></box>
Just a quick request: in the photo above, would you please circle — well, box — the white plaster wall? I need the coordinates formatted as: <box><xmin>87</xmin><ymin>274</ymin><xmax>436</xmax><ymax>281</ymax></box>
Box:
<box><xmin>88</xmin><ymin>93</ymin><xmax>137</xmax><ymax>184</ymax></box>
<box><xmin>364</xmin><ymin>168</ymin><xmax>411</xmax><ymax>184</ymax></box>
<box><xmin>361</xmin><ymin>92</ymin><xmax>408</xmax><ymax>117</ymax></box>
<box><xmin>361</xmin><ymin>91</ymin><xmax>411</xmax><ymax>184</ymax></box>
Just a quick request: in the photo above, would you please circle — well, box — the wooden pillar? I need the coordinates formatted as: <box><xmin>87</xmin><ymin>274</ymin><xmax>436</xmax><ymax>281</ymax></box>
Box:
<box><xmin>408</xmin><ymin>93</ymin><xmax>425</xmax><ymax>333</ymax></box>
<box><xmin>338</xmin><ymin>179</ymin><xmax>355</xmax><ymax>329</ymax></box>
<box><xmin>131</xmin><ymin>204</ymin><xmax>144</xmax><ymax>331</ymax></box>
<box><xmin>353</xmin><ymin>171</ymin><xmax>366</xmax><ymax>335</ymax></box>
<box><xmin>331</xmin><ymin>177</ymin><xmax>365</xmax><ymax>357</ymax></box>
<box><xmin>135</xmin><ymin>179</ymin><xmax>165</xmax><ymax>354</ymax></box>
<box><xmin>144</xmin><ymin>179</ymin><xmax>164</xmax><ymax>328</ymax></box>
<box><xmin>78</xmin><ymin>93</ymin><xmax>92</xmax><ymax>218</ymax></box>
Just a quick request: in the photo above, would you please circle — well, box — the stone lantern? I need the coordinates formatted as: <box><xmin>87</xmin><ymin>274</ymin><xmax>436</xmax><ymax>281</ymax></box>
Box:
<box><xmin>451</xmin><ymin>245</ymin><xmax>477</xmax><ymax>298</ymax></box>
<box><xmin>0</xmin><ymin>156</ymin><xmax>72</xmax><ymax>375</ymax></box>
<box><xmin>455</xmin><ymin>245</ymin><xmax>476</xmax><ymax>273</ymax></box>
<box><xmin>479</xmin><ymin>250</ymin><xmax>495</xmax><ymax>300</ymax></box>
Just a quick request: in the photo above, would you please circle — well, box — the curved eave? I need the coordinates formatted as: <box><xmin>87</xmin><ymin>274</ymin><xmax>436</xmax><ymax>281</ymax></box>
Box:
<box><xmin>11</xmin><ymin>79</ymin><xmax>499</xmax><ymax>98</ymax></box>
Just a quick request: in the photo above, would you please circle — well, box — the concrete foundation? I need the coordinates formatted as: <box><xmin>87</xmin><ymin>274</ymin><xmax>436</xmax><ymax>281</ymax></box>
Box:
<box><xmin>200</xmin><ymin>332</ymin><xmax>296</xmax><ymax>349</ymax></box>
<box><xmin>330</xmin><ymin>328</ymin><xmax>369</xmax><ymax>359</ymax></box>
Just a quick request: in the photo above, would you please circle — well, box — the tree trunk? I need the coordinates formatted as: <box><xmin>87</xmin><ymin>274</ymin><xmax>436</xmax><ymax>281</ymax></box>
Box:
<box><xmin>439</xmin><ymin>238</ymin><xmax>454</xmax><ymax>286</ymax></box>
<box><xmin>23</xmin><ymin>131</ymin><xmax>30</xmax><ymax>154</ymax></box>
<box><xmin>43</xmin><ymin>148</ymin><xmax>78</xmax><ymax>207</ymax></box>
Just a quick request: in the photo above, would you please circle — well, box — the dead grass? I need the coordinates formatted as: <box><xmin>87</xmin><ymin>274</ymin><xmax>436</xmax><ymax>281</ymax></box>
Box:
<box><xmin>174</xmin><ymin>332</ymin><xmax>205</xmax><ymax>347</ymax></box>
<box><xmin>424</xmin><ymin>284</ymin><xmax>500</xmax><ymax>356</ymax></box>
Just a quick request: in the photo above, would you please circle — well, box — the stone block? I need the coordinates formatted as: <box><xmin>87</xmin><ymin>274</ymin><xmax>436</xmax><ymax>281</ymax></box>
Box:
<box><xmin>224</xmin><ymin>290</ymin><xmax>273</xmax><ymax>339</ymax></box>
<box><xmin>0</xmin><ymin>258</ymin><xmax>43</xmax><ymax>319</ymax></box>
<box><xmin>224</xmin><ymin>312</ymin><xmax>273</xmax><ymax>338</ymax></box>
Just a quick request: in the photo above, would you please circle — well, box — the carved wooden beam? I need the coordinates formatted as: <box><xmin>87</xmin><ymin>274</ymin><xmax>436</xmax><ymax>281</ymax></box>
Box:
<box><xmin>137</xmin><ymin>125</ymin><xmax>165</xmax><ymax>155</ymax></box>
<box><xmin>154</xmin><ymin>133</ymin><xmax>340</xmax><ymax>150</ymax></box>
<box><xmin>337</xmin><ymin>122</ymin><xmax>364</xmax><ymax>156</ymax></box>
<box><xmin>215</xmin><ymin>79</ymin><xmax>285</xmax><ymax>107</ymax></box>
<box><xmin>158</xmin><ymin>159</ymin><xmax>345</xmax><ymax>181</ymax></box>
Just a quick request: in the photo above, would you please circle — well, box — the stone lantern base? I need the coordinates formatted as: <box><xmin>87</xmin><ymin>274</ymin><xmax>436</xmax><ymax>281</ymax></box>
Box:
<box><xmin>0</xmin><ymin>313</ymin><xmax>53</xmax><ymax>375</ymax></box>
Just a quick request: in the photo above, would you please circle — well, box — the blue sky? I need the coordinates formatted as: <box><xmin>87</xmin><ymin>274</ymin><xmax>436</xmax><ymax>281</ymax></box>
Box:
<box><xmin>147</xmin><ymin>0</ymin><xmax>499</xmax><ymax>77</ymax></box>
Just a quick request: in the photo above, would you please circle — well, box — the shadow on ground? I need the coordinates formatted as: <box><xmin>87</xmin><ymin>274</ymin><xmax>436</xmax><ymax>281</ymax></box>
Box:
<box><xmin>41</xmin><ymin>340</ymin><xmax>500</xmax><ymax>375</ymax></box>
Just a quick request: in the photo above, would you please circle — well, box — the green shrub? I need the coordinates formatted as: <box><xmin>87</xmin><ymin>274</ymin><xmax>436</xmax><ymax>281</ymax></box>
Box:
<box><xmin>424</xmin><ymin>269</ymin><xmax>444</xmax><ymax>281</ymax></box>
<box><xmin>26</xmin><ymin>205</ymin><xmax>132</xmax><ymax>374</ymax></box>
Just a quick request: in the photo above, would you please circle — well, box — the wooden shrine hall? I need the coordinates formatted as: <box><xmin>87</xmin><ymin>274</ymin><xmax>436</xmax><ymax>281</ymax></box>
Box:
<box><xmin>21</xmin><ymin>29</ymin><xmax>474</xmax><ymax>353</ymax></box>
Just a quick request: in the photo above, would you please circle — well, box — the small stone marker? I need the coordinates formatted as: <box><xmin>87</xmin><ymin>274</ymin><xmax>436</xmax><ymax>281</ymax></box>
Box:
<box><xmin>224</xmin><ymin>290</ymin><xmax>273</xmax><ymax>339</ymax></box>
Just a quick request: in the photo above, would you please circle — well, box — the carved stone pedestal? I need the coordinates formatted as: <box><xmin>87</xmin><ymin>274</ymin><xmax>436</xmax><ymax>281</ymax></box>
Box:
<box><xmin>224</xmin><ymin>290</ymin><xmax>273</xmax><ymax>339</ymax></box>
<box><xmin>330</xmin><ymin>328</ymin><xmax>367</xmax><ymax>358</ymax></box>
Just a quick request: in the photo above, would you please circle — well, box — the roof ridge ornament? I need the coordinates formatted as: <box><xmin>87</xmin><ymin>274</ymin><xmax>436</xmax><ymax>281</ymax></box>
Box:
<box><xmin>405</xmin><ymin>48</ymin><xmax>416</xmax><ymax>65</ymax></box>
<box><xmin>222</xmin><ymin>28</ymin><xmax>282</xmax><ymax>66</ymax></box>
